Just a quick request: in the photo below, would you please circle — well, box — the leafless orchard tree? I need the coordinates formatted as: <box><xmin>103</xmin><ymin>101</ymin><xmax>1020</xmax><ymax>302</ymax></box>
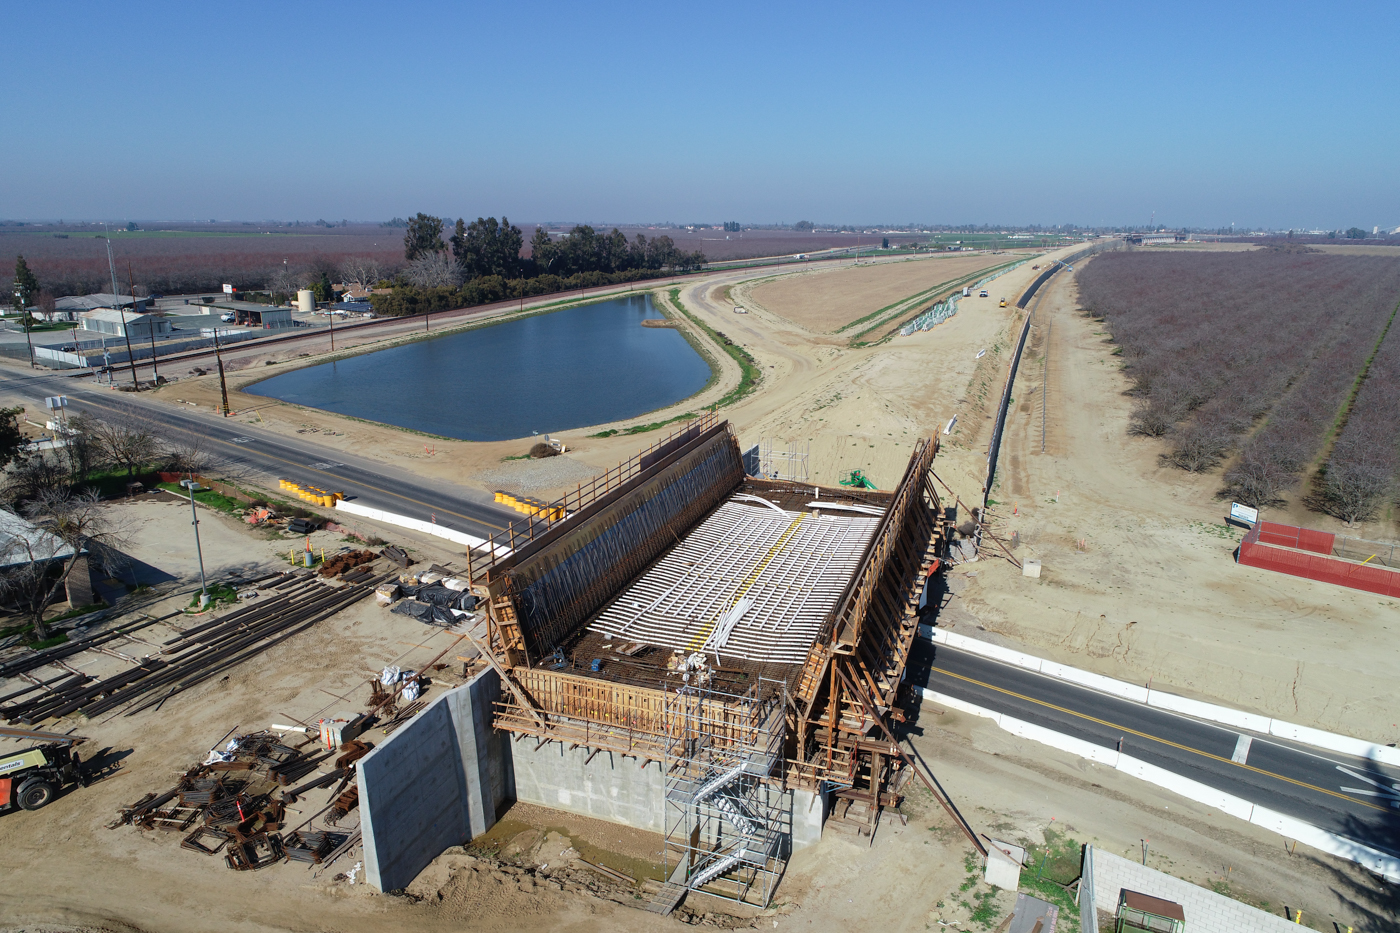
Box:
<box><xmin>1165</xmin><ymin>422</ymin><xmax>1231</xmax><ymax>473</ymax></box>
<box><xmin>1320</xmin><ymin>426</ymin><xmax>1394</xmax><ymax>524</ymax></box>
<box><xmin>0</xmin><ymin>490</ymin><xmax>127</xmax><ymax>640</ymax></box>
<box><xmin>268</xmin><ymin>265</ymin><xmax>300</xmax><ymax>301</ymax></box>
<box><xmin>404</xmin><ymin>251</ymin><xmax>464</xmax><ymax>288</ymax></box>
<box><xmin>339</xmin><ymin>257</ymin><xmax>382</xmax><ymax>294</ymax></box>
<box><xmin>85</xmin><ymin>414</ymin><xmax>160</xmax><ymax>478</ymax></box>
<box><xmin>1223</xmin><ymin>449</ymin><xmax>1291</xmax><ymax>507</ymax></box>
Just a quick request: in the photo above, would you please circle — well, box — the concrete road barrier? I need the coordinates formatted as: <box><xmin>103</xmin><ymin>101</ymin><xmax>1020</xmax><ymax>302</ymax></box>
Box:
<box><xmin>916</xmin><ymin>685</ymin><xmax>1400</xmax><ymax>884</ymax></box>
<box><xmin>335</xmin><ymin>499</ymin><xmax>511</xmax><ymax>557</ymax></box>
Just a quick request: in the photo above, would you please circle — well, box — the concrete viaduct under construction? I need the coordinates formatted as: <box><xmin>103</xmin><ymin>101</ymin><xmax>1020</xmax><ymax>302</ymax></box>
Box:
<box><xmin>357</xmin><ymin>413</ymin><xmax>976</xmax><ymax>910</ymax></box>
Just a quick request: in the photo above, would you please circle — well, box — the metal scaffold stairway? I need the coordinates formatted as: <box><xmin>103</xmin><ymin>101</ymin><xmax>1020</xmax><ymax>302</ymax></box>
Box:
<box><xmin>650</xmin><ymin>678</ymin><xmax>791</xmax><ymax>915</ymax></box>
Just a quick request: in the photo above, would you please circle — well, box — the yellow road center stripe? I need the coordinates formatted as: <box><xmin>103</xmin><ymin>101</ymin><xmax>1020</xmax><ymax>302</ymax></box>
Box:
<box><xmin>686</xmin><ymin>513</ymin><xmax>805</xmax><ymax>651</ymax></box>
<box><xmin>930</xmin><ymin>666</ymin><xmax>1388</xmax><ymax>813</ymax></box>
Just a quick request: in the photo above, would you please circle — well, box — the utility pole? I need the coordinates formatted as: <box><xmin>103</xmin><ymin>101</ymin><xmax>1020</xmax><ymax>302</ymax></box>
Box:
<box><xmin>212</xmin><ymin>326</ymin><xmax>230</xmax><ymax>416</ymax></box>
<box><xmin>130</xmin><ymin>263</ymin><xmax>158</xmax><ymax>383</ymax></box>
<box><xmin>328</xmin><ymin>306</ymin><xmax>335</xmax><ymax>352</ymax></box>
<box><xmin>14</xmin><ymin>282</ymin><xmax>34</xmax><ymax>369</ymax></box>
<box><xmin>187</xmin><ymin>480</ymin><xmax>210</xmax><ymax>608</ymax></box>
<box><xmin>106</xmin><ymin>238</ymin><xmax>138</xmax><ymax>389</ymax></box>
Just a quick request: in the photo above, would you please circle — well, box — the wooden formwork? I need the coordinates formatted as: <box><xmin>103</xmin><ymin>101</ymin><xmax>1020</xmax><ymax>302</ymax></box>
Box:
<box><xmin>487</xmin><ymin>433</ymin><xmax>949</xmax><ymax>816</ymax></box>
<box><xmin>494</xmin><ymin>667</ymin><xmax>773</xmax><ymax>763</ymax></box>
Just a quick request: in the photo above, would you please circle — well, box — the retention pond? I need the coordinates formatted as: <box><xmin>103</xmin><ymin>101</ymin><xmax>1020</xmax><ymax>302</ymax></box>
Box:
<box><xmin>244</xmin><ymin>294</ymin><xmax>712</xmax><ymax>441</ymax></box>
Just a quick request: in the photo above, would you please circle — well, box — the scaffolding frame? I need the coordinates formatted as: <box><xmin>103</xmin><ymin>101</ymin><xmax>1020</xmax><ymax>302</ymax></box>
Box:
<box><xmin>758</xmin><ymin>438</ymin><xmax>810</xmax><ymax>483</ymax></box>
<box><xmin>661</xmin><ymin>677</ymin><xmax>790</xmax><ymax>908</ymax></box>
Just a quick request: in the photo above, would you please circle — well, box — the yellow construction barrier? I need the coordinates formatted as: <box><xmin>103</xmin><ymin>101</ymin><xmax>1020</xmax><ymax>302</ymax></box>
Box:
<box><xmin>494</xmin><ymin>490</ymin><xmax>564</xmax><ymax>522</ymax></box>
<box><xmin>279</xmin><ymin>480</ymin><xmax>345</xmax><ymax>509</ymax></box>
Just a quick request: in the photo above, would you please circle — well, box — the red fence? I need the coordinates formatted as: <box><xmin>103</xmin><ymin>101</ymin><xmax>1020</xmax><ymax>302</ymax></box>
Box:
<box><xmin>1239</xmin><ymin>521</ymin><xmax>1400</xmax><ymax>598</ymax></box>
<box><xmin>1256</xmin><ymin>520</ymin><xmax>1334</xmax><ymax>554</ymax></box>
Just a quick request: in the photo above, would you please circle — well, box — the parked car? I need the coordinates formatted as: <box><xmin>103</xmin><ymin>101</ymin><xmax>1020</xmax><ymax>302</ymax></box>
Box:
<box><xmin>220</xmin><ymin>313</ymin><xmax>235</xmax><ymax>322</ymax></box>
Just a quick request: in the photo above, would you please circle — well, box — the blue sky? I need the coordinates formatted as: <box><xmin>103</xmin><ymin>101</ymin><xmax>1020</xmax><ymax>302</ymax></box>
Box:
<box><xmin>3</xmin><ymin>1</ymin><xmax>1396</xmax><ymax>229</ymax></box>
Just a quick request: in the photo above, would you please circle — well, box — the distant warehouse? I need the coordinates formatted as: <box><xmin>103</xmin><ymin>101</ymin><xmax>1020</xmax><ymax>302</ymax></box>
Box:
<box><xmin>79</xmin><ymin>309</ymin><xmax>173</xmax><ymax>339</ymax></box>
<box><xmin>233</xmin><ymin>305</ymin><xmax>293</xmax><ymax>328</ymax></box>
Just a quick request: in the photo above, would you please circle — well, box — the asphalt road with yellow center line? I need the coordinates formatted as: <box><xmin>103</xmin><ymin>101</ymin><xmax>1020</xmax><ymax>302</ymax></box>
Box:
<box><xmin>906</xmin><ymin>639</ymin><xmax>1400</xmax><ymax>858</ymax></box>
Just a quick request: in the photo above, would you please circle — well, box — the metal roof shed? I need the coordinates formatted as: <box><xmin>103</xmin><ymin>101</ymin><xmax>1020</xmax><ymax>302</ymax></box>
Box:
<box><xmin>1116</xmin><ymin>889</ymin><xmax>1186</xmax><ymax>933</ymax></box>
<box><xmin>0</xmin><ymin>510</ymin><xmax>75</xmax><ymax>570</ymax></box>
<box><xmin>78</xmin><ymin>309</ymin><xmax>172</xmax><ymax>339</ymax></box>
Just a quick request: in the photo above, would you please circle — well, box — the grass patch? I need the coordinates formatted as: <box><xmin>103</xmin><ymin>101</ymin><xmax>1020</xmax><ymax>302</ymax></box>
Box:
<box><xmin>665</xmin><ymin>288</ymin><xmax>761</xmax><ymax>408</ymax></box>
<box><xmin>188</xmin><ymin>582</ymin><xmax>238</xmax><ymax>610</ymax></box>
<box><xmin>48</xmin><ymin>602</ymin><xmax>107</xmax><ymax>623</ymax></box>
<box><xmin>157</xmin><ymin>482</ymin><xmax>242</xmax><ymax>514</ymax></box>
<box><xmin>1020</xmin><ymin>875</ymin><xmax>1081</xmax><ymax>932</ymax></box>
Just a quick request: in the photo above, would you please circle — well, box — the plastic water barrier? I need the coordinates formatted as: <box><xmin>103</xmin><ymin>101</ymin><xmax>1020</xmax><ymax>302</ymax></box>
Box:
<box><xmin>899</xmin><ymin>261</ymin><xmax>1028</xmax><ymax>336</ymax></box>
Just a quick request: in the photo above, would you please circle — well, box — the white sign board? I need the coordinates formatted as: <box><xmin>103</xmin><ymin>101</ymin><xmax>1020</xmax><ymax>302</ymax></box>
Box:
<box><xmin>44</xmin><ymin>396</ymin><xmax>67</xmax><ymax>410</ymax></box>
<box><xmin>222</xmin><ymin>283</ymin><xmax>234</xmax><ymax>294</ymax></box>
<box><xmin>1229</xmin><ymin>502</ymin><xmax>1258</xmax><ymax>525</ymax></box>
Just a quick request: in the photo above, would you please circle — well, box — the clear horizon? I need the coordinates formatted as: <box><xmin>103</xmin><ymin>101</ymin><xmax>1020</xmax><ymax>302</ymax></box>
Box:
<box><xmin>3</xmin><ymin>1</ymin><xmax>1397</xmax><ymax>231</ymax></box>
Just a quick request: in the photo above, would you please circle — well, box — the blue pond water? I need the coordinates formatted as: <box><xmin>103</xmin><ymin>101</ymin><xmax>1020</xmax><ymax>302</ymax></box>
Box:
<box><xmin>244</xmin><ymin>294</ymin><xmax>712</xmax><ymax>442</ymax></box>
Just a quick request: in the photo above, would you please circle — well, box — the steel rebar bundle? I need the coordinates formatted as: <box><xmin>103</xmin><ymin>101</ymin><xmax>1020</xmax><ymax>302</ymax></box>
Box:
<box><xmin>1</xmin><ymin>572</ymin><xmax>384</xmax><ymax>723</ymax></box>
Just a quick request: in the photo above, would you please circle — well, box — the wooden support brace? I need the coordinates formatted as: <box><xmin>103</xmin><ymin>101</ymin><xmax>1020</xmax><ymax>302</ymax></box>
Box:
<box><xmin>465</xmin><ymin>633</ymin><xmax>546</xmax><ymax>727</ymax></box>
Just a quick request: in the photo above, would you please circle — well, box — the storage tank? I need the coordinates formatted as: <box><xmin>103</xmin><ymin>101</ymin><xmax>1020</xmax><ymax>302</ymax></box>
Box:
<box><xmin>297</xmin><ymin>289</ymin><xmax>315</xmax><ymax>314</ymax></box>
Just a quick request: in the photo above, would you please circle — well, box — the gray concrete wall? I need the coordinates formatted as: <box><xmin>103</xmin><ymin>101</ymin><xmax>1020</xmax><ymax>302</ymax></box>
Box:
<box><xmin>791</xmin><ymin>787</ymin><xmax>826</xmax><ymax>852</ymax></box>
<box><xmin>512</xmin><ymin>741</ymin><xmax>666</xmax><ymax>832</ymax></box>
<box><xmin>1087</xmin><ymin>846</ymin><xmax>1300</xmax><ymax>932</ymax></box>
<box><xmin>359</xmin><ymin>668</ymin><xmax>511</xmax><ymax>892</ymax></box>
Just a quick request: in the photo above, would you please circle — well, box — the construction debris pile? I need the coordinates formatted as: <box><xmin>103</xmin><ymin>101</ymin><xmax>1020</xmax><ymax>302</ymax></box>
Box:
<box><xmin>111</xmin><ymin>730</ymin><xmax>369</xmax><ymax>872</ymax></box>
<box><xmin>318</xmin><ymin>549</ymin><xmax>378</xmax><ymax>580</ymax></box>
<box><xmin>383</xmin><ymin>565</ymin><xmax>479</xmax><ymax>627</ymax></box>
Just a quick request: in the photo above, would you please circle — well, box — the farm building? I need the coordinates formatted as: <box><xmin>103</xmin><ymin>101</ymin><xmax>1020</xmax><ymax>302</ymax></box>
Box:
<box><xmin>56</xmin><ymin>293</ymin><xmax>151</xmax><ymax>315</ymax></box>
<box><xmin>232</xmin><ymin>305</ymin><xmax>293</xmax><ymax>328</ymax></box>
<box><xmin>78</xmin><ymin>309</ymin><xmax>173</xmax><ymax>339</ymax></box>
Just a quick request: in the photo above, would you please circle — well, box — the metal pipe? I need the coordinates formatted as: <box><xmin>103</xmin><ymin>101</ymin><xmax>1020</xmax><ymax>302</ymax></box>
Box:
<box><xmin>188</xmin><ymin>480</ymin><xmax>209</xmax><ymax>606</ymax></box>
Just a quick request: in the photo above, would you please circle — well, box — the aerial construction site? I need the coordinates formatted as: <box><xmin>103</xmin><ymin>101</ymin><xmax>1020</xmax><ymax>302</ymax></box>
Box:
<box><xmin>5</xmin><ymin>233</ymin><xmax>1400</xmax><ymax>933</ymax></box>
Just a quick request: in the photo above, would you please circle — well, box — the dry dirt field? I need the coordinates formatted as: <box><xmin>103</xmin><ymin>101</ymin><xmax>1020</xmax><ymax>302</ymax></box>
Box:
<box><xmin>741</xmin><ymin>253</ymin><xmax>1009</xmax><ymax>332</ymax></box>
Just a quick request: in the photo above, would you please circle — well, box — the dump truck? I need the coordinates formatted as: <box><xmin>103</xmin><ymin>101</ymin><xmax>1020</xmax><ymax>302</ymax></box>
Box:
<box><xmin>0</xmin><ymin>727</ymin><xmax>89</xmax><ymax>812</ymax></box>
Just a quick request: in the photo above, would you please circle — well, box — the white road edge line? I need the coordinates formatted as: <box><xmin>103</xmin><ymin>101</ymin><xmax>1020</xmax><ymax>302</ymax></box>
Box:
<box><xmin>919</xmin><ymin>624</ymin><xmax>1400</xmax><ymax>769</ymax></box>
<box><xmin>915</xmin><ymin>685</ymin><xmax>1400</xmax><ymax>884</ymax></box>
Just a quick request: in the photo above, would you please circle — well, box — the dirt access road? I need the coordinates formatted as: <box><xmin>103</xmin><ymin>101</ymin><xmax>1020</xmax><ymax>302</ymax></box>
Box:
<box><xmin>676</xmin><ymin>249</ymin><xmax>1072</xmax><ymax>490</ymax></box>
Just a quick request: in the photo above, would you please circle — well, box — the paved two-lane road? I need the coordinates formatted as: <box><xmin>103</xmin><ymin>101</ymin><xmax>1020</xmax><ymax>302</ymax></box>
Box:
<box><xmin>909</xmin><ymin>638</ymin><xmax>1400</xmax><ymax>858</ymax></box>
<box><xmin>0</xmin><ymin>366</ymin><xmax>516</xmax><ymax>541</ymax></box>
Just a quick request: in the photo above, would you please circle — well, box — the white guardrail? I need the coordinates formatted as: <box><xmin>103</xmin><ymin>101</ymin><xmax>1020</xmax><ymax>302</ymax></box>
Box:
<box><xmin>920</xmin><ymin>626</ymin><xmax>1400</xmax><ymax>767</ymax></box>
<box><xmin>334</xmin><ymin>499</ymin><xmax>512</xmax><ymax>557</ymax></box>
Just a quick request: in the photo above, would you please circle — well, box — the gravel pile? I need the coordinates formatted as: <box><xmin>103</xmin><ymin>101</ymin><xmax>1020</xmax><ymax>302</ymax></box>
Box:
<box><xmin>475</xmin><ymin>456</ymin><xmax>600</xmax><ymax>494</ymax></box>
